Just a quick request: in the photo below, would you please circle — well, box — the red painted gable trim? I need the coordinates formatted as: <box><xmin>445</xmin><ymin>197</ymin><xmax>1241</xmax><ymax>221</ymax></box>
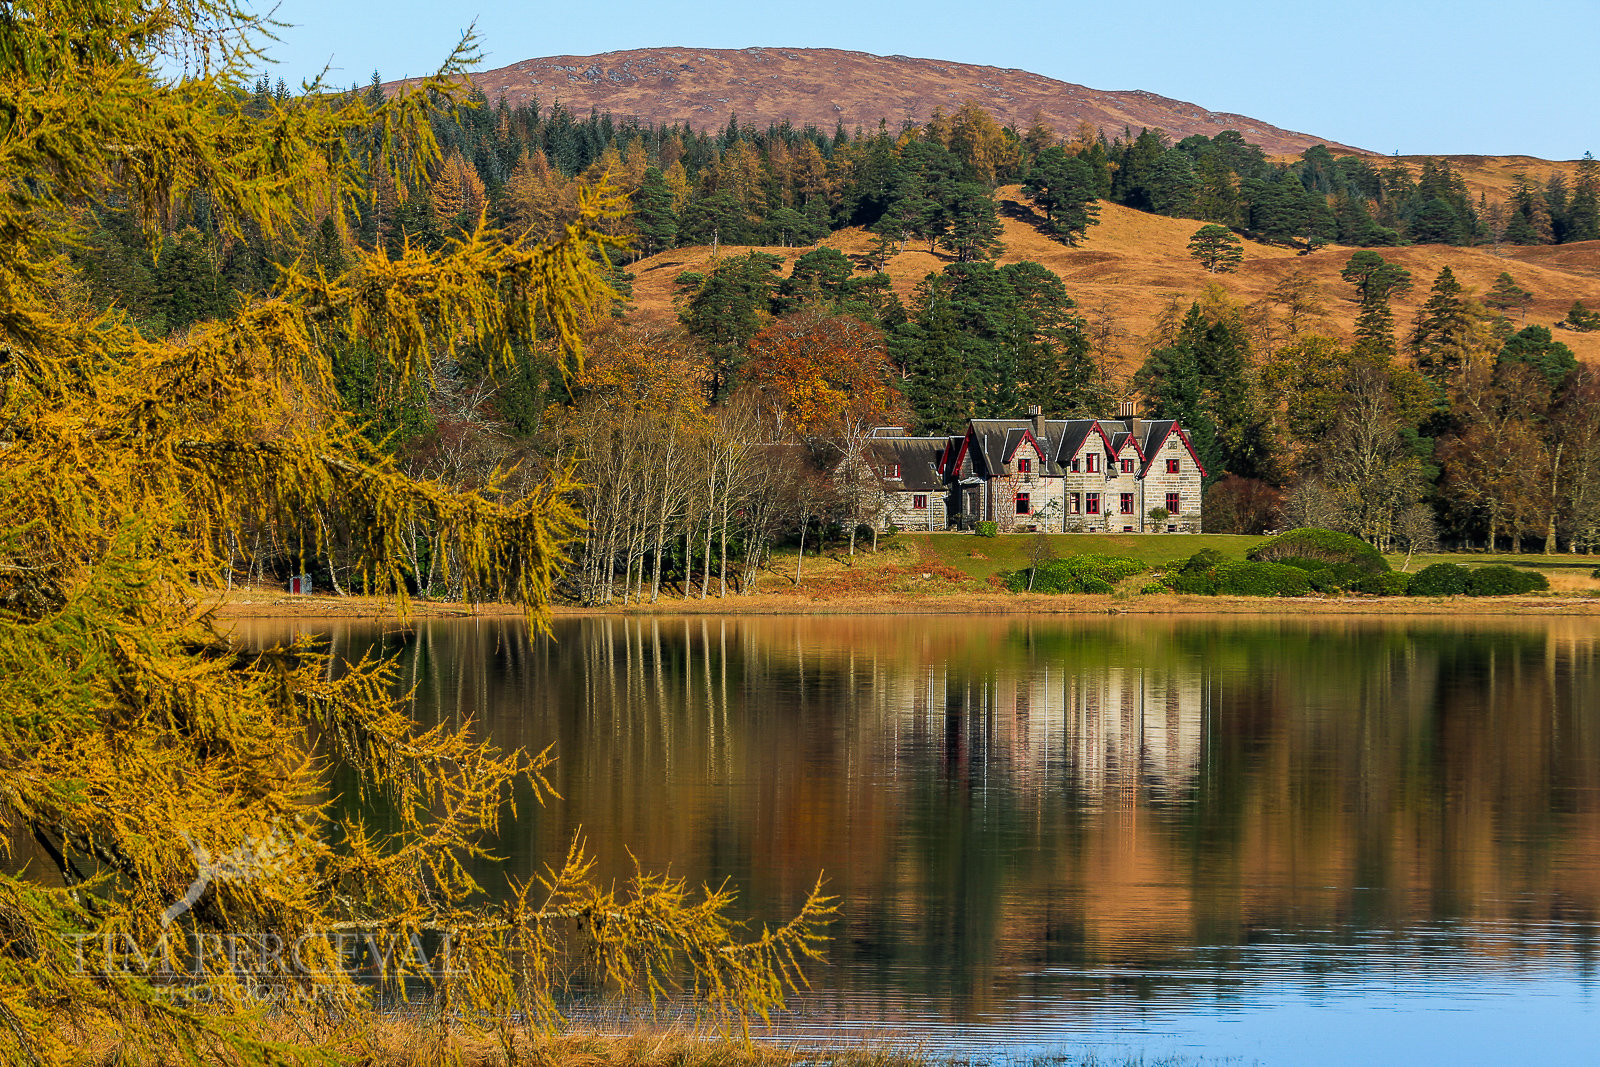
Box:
<box><xmin>1142</xmin><ymin>422</ymin><xmax>1208</xmax><ymax>478</ymax></box>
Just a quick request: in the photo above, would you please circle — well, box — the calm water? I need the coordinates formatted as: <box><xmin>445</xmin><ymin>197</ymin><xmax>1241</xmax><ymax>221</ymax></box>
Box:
<box><xmin>237</xmin><ymin>615</ymin><xmax>1600</xmax><ymax>1065</ymax></box>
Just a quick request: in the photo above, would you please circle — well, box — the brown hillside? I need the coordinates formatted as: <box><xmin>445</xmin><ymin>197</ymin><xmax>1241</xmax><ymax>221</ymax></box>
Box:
<box><xmin>627</xmin><ymin>193</ymin><xmax>1600</xmax><ymax>374</ymax></box>
<box><xmin>404</xmin><ymin>47</ymin><xmax>1367</xmax><ymax>156</ymax></box>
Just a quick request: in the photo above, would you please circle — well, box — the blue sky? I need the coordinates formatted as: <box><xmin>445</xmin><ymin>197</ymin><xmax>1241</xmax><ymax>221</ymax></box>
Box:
<box><xmin>256</xmin><ymin>1</ymin><xmax>1598</xmax><ymax>159</ymax></box>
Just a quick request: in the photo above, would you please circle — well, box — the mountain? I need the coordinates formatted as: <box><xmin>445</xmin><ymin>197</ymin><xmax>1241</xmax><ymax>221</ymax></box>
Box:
<box><xmin>401</xmin><ymin>47</ymin><xmax>1368</xmax><ymax>156</ymax></box>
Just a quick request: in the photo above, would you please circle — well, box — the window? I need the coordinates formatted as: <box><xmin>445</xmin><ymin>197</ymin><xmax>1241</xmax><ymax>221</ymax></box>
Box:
<box><xmin>1086</xmin><ymin>493</ymin><xmax>1101</xmax><ymax>515</ymax></box>
<box><xmin>1017</xmin><ymin>458</ymin><xmax>1031</xmax><ymax>473</ymax></box>
<box><xmin>1120</xmin><ymin>493</ymin><xmax>1134</xmax><ymax>514</ymax></box>
<box><xmin>1070</xmin><ymin>493</ymin><xmax>1081</xmax><ymax>514</ymax></box>
<box><xmin>1166</xmin><ymin>492</ymin><xmax>1181</xmax><ymax>514</ymax></box>
<box><xmin>1121</xmin><ymin>458</ymin><xmax>1136</xmax><ymax>473</ymax></box>
<box><xmin>1166</xmin><ymin>458</ymin><xmax>1180</xmax><ymax>474</ymax></box>
<box><xmin>1086</xmin><ymin>454</ymin><xmax>1099</xmax><ymax>473</ymax></box>
<box><xmin>1015</xmin><ymin>493</ymin><xmax>1031</xmax><ymax>515</ymax></box>
<box><xmin>913</xmin><ymin>494</ymin><xmax>928</xmax><ymax>510</ymax></box>
<box><xmin>885</xmin><ymin>463</ymin><xmax>902</xmax><ymax>479</ymax></box>
<box><xmin>1071</xmin><ymin>458</ymin><xmax>1081</xmax><ymax>473</ymax></box>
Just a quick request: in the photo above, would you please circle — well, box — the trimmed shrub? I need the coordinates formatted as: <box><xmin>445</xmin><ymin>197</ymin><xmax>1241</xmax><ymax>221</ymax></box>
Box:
<box><xmin>1410</xmin><ymin>563</ymin><xmax>1468</xmax><ymax>596</ymax></box>
<box><xmin>1247</xmin><ymin>528</ymin><xmax>1389</xmax><ymax>575</ymax></box>
<box><xmin>1164</xmin><ymin>550</ymin><xmax>1310</xmax><ymax>597</ymax></box>
<box><xmin>1006</xmin><ymin>554</ymin><xmax>1147</xmax><ymax>594</ymax></box>
<box><xmin>1354</xmin><ymin>571</ymin><xmax>1412</xmax><ymax>596</ymax></box>
<box><xmin>974</xmin><ymin>521</ymin><xmax>998</xmax><ymax>538</ymax></box>
<box><xmin>1465</xmin><ymin>565</ymin><xmax>1549</xmax><ymax>596</ymax></box>
<box><xmin>1213</xmin><ymin>561</ymin><xmax>1312</xmax><ymax>597</ymax></box>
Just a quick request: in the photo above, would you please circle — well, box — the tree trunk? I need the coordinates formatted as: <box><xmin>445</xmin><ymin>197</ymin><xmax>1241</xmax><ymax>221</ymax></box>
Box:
<box><xmin>795</xmin><ymin>517</ymin><xmax>807</xmax><ymax>585</ymax></box>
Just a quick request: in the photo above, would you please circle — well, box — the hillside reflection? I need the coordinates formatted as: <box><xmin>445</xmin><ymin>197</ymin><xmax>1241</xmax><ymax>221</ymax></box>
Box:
<box><xmin>238</xmin><ymin>615</ymin><xmax>1600</xmax><ymax>1022</ymax></box>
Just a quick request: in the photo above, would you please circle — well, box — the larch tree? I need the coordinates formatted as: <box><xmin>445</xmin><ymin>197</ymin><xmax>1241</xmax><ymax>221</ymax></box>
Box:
<box><xmin>0</xmin><ymin>4</ymin><xmax>830</xmax><ymax>1066</ymax></box>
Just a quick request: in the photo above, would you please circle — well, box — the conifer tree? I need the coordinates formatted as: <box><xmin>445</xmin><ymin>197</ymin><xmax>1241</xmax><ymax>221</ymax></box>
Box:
<box><xmin>1484</xmin><ymin>271</ymin><xmax>1534</xmax><ymax>322</ymax></box>
<box><xmin>0</xmin><ymin>10</ymin><xmax>832</xmax><ymax>1062</ymax></box>
<box><xmin>1340</xmin><ymin>250</ymin><xmax>1412</xmax><ymax>356</ymax></box>
<box><xmin>1023</xmin><ymin>146</ymin><xmax>1101</xmax><ymax>245</ymax></box>
<box><xmin>1187</xmin><ymin>224</ymin><xmax>1244</xmax><ymax>273</ymax></box>
<box><xmin>1409</xmin><ymin>266</ymin><xmax>1474</xmax><ymax>378</ymax></box>
<box><xmin>631</xmin><ymin>165</ymin><xmax>679</xmax><ymax>255</ymax></box>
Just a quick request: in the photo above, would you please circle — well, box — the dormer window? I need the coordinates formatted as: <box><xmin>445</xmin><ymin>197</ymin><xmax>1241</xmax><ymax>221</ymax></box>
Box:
<box><xmin>1085</xmin><ymin>454</ymin><xmax>1099</xmax><ymax>473</ymax></box>
<box><xmin>1121</xmin><ymin>458</ymin><xmax>1136</xmax><ymax>473</ymax></box>
<box><xmin>1017</xmin><ymin>458</ymin><xmax>1031</xmax><ymax>474</ymax></box>
<box><xmin>884</xmin><ymin>463</ymin><xmax>902</xmax><ymax>479</ymax></box>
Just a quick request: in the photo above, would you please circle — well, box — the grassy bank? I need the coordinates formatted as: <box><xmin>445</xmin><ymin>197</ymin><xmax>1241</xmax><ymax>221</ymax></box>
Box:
<box><xmin>209</xmin><ymin>531</ymin><xmax>1600</xmax><ymax>619</ymax></box>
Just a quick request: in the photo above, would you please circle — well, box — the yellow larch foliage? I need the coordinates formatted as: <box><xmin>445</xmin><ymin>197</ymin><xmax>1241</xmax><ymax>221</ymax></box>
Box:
<box><xmin>0</xmin><ymin>4</ymin><xmax>833</xmax><ymax>1066</ymax></box>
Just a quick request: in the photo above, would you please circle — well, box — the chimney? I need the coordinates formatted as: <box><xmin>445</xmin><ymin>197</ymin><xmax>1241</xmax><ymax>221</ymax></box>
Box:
<box><xmin>1027</xmin><ymin>403</ymin><xmax>1044</xmax><ymax>439</ymax></box>
<box><xmin>1120</xmin><ymin>398</ymin><xmax>1141</xmax><ymax>442</ymax></box>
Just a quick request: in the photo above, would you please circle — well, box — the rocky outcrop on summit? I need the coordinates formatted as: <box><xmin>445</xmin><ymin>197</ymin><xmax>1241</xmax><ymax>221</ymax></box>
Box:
<box><xmin>410</xmin><ymin>47</ymin><xmax>1366</xmax><ymax>155</ymax></box>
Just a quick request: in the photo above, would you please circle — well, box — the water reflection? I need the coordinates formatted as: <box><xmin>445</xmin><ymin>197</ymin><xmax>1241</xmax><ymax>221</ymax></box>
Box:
<box><xmin>235</xmin><ymin>615</ymin><xmax>1600</xmax><ymax>1063</ymax></box>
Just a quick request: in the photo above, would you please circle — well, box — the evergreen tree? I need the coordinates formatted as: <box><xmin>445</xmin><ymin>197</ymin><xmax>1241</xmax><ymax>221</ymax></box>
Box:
<box><xmin>675</xmin><ymin>252</ymin><xmax>783</xmax><ymax>396</ymax></box>
<box><xmin>1569</xmin><ymin>152</ymin><xmax>1600</xmax><ymax>242</ymax></box>
<box><xmin>1340</xmin><ymin>250</ymin><xmax>1412</xmax><ymax>357</ymax></box>
<box><xmin>631</xmin><ymin>166</ymin><xmax>679</xmax><ymax>255</ymax></box>
<box><xmin>1484</xmin><ymin>271</ymin><xmax>1533</xmax><ymax>322</ymax></box>
<box><xmin>1187</xmin><ymin>224</ymin><xmax>1243</xmax><ymax>273</ymax></box>
<box><xmin>938</xmin><ymin>183</ymin><xmax>1005</xmax><ymax>262</ymax></box>
<box><xmin>1564</xmin><ymin>300</ymin><xmax>1600</xmax><ymax>332</ymax></box>
<box><xmin>1499</xmin><ymin>325</ymin><xmax>1577</xmax><ymax>388</ymax></box>
<box><xmin>1023</xmin><ymin>146</ymin><xmax>1101</xmax><ymax>245</ymax></box>
<box><xmin>1408</xmin><ymin>266</ymin><xmax>1471</xmax><ymax>379</ymax></box>
<box><xmin>1144</xmin><ymin>151</ymin><xmax>1197</xmax><ymax>217</ymax></box>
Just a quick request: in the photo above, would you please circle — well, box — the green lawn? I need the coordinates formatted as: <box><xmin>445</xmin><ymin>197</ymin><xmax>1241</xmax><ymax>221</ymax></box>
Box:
<box><xmin>900</xmin><ymin>531</ymin><xmax>1268</xmax><ymax>580</ymax></box>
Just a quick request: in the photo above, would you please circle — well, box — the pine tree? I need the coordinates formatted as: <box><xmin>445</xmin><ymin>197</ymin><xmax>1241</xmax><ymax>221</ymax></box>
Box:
<box><xmin>938</xmin><ymin>183</ymin><xmax>1005</xmax><ymax>262</ymax></box>
<box><xmin>631</xmin><ymin>166</ymin><xmax>679</xmax><ymax>256</ymax></box>
<box><xmin>1409</xmin><ymin>266</ymin><xmax>1472</xmax><ymax>378</ymax></box>
<box><xmin>1484</xmin><ymin>271</ymin><xmax>1533</xmax><ymax>322</ymax></box>
<box><xmin>1569</xmin><ymin>152</ymin><xmax>1600</xmax><ymax>242</ymax></box>
<box><xmin>1023</xmin><ymin>146</ymin><xmax>1100</xmax><ymax>245</ymax></box>
<box><xmin>1340</xmin><ymin>250</ymin><xmax>1412</xmax><ymax>357</ymax></box>
<box><xmin>1187</xmin><ymin>224</ymin><xmax>1244</xmax><ymax>273</ymax></box>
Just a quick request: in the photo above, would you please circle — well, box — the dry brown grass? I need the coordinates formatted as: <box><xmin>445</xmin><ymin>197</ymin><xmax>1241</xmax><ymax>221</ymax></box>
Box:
<box><xmin>628</xmin><ymin>183</ymin><xmax>1600</xmax><ymax>372</ymax></box>
<box><xmin>70</xmin><ymin>1019</ymin><xmax>930</xmax><ymax>1067</ymax></box>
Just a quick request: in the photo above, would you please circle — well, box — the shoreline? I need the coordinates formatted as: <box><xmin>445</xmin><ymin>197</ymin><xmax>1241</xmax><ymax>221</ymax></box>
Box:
<box><xmin>210</xmin><ymin>590</ymin><xmax>1600</xmax><ymax>620</ymax></box>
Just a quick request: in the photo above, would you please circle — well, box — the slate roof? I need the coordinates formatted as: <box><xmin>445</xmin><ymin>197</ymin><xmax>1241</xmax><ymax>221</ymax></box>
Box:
<box><xmin>866</xmin><ymin>436</ymin><xmax>948</xmax><ymax>492</ymax></box>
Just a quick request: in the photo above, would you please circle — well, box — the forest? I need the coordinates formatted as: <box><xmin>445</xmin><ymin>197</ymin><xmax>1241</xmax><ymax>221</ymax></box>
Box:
<box><xmin>75</xmin><ymin>74</ymin><xmax>1600</xmax><ymax>603</ymax></box>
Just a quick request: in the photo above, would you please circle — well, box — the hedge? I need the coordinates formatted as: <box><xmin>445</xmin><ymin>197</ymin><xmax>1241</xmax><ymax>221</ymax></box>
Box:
<box><xmin>1007</xmin><ymin>554</ymin><xmax>1147</xmax><ymax>594</ymax></box>
<box><xmin>1410</xmin><ymin>563</ymin><xmax>1468</xmax><ymax>596</ymax></box>
<box><xmin>1353</xmin><ymin>571</ymin><xmax>1412</xmax><ymax>596</ymax></box>
<box><xmin>1165</xmin><ymin>552</ymin><xmax>1311</xmax><ymax>597</ymax></box>
<box><xmin>1465</xmin><ymin>565</ymin><xmax>1549</xmax><ymax>596</ymax></box>
<box><xmin>1247</xmin><ymin>528</ymin><xmax>1389</xmax><ymax>575</ymax></box>
<box><xmin>974</xmin><ymin>521</ymin><xmax>998</xmax><ymax>538</ymax></box>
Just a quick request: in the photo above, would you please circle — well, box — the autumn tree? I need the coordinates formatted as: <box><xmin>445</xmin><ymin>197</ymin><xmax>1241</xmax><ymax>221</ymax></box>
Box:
<box><xmin>743</xmin><ymin>314</ymin><xmax>906</xmax><ymax>554</ymax></box>
<box><xmin>0</xmin><ymin>7</ymin><xmax>831</xmax><ymax>1066</ymax></box>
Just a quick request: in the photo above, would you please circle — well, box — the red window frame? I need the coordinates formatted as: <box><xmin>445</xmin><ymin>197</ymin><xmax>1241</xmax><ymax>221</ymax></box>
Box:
<box><xmin>1086</xmin><ymin>493</ymin><xmax>1101</xmax><ymax>515</ymax></box>
<box><xmin>1166</xmin><ymin>458</ymin><xmax>1180</xmax><ymax>474</ymax></box>
<box><xmin>886</xmin><ymin>463</ymin><xmax>902</xmax><ymax>478</ymax></box>
<box><xmin>1166</xmin><ymin>492</ymin><xmax>1181</xmax><ymax>514</ymax></box>
<box><xmin>913</xmin><ymin>494</ymin><xmax>928</xmax><ymax>510</ymax></box>
<box><xmin>1086</xmin><ymin>454</ymin><xmax>1099</xmax><ymax>473</ymax></box>
<box><xmin>1017</xmin><ymin>458</ymin><xmax>1031</xmax><ymax>474</ymax></box>
<box><xmin>1120</xmin><ymin>493</ymin><xmax>1134</xmax><ymax>514</ymax></box>
<box><xmin>1070</xmin><ymin>493</ymin><xmax>1081</xmax><ymax>514</ymax></box>
<box><xmin>1121</xmin><ymin>458</ymin><xmax>1136</xmax><ymax>473</ymax></box>
<box><xmin>1015</xmin><ymin>493</ymin><xmax>1031</xmax><ymax>515</ymax></box>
